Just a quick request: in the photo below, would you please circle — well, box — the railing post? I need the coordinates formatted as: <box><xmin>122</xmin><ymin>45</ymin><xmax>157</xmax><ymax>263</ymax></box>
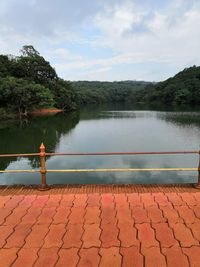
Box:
<box><xmin>38</xmin><ymin>142</ymin><xmax>49</xmax><ymax>191</ymax></box>
<box><xmin>195</xmin><ymin>149</ymin><xmax>200</xmax><ymax>189</ymax></box>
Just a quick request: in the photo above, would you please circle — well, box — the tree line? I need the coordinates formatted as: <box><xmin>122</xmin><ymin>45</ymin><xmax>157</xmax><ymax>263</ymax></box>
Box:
<box><xmin>1</xmin><ymin>45</ymin><xmax>200</xmax><ymax>120</ymax></box>
<box><xmin>135</xmin><ymin>66</ymin><xmax>200</xmax><ymax>105</ymax></box>
<box><xmin>72</xmin><ymin>80</ymin><xmax>150</xmax><ymax>104</ymax></box>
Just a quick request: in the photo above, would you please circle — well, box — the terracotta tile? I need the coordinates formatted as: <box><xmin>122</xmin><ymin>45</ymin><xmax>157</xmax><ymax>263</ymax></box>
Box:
<box><xmin>0</xmin><ymin>207</ymin><xmax>13</xmax><ymax>225</ymax></box>
<box><xmin>31</xmin><ymin>195</ymin><xmax>49</xmax><ymax>208</ymax></box>
<box><xmin>0</xmin><ymin>248</ymin><xmax>18</xmax><ymax>267</ymax></box>
<box><xmin>24</xmin><ymin>224</ymin><xmax>50</xmax><ymax>248</ymax></box>
<box><xmin>100</xmin><ymin>222</ymin><xmax>120</xmax><ymax>248</ymax></box>
<box><xmin>114</xmin><ymin>194</ymin><xmax>128</xmax><ymax>207</ymax></box>
<box><xmin>176</xmin><ymin>205</ymin><xmax>199</xmax><ymax>223</ymax></box>
<box><xmin>165</xmin><ymin>193</ymin><xmax>185</xmax><ymax>206</ymax></box>
<box><xmin>99</xmin><ymin>247</ymin><xmax>122</xmax><ymax>267</ymax></box>
<box><xmin>136</xmin><ymin>223</ymin><xmax>159</xmax><ymax>247</ymax></box>
<box><xmin>116</xmin><ymin>207</ymin><xmax>133</xmax><ymax>224</ymax></box>
<box><xmin>101</xmin><ymin>194</ymin><xmax>114</xmax><ymax>207</ymax></box>
<box><xmin>34</xmin><ymin>248</ymin><xmax>59</xmax><ymax>267</ymax></box>
<box><xmin>78</xmin><ymin>248</ymin><xmax>100</xmax><ymax>267</ymax></box>
<box><xmin>4</xmin><ymin>207</ymin><xmax>27</xmax><ymax>225</ymax></box>
<box><xmin>141</xmin><ymin>193</ymin><xmax>157</xmax><ymax>207</ymax></box>
<box><xmin>73</xmin><ymin>194</ymin><xmax>87</xmax><ymax>207</ymax></box>
<box><xmin>142</xmin><ymin>247</ymin><xmax>167</xmax><ymax>267</ymax></box>
<box><xmin>53</xmin><ymin>207</ymin><xmax>70</xmax><ymax>224</ymax></box>
<box><xmin>0</xmin><ymin>225</ymin><xmax>14</xmax><ymax>248</ymax></box>
<box><xmin>170</xmin><ymin>223</ymin><xmax>199</xmax><ymax>247</ymax></box>
<box><xmin>127</xmin><ymin>193</ymin><xmax>141</xmax><ymax>207</ymax></box>
<box><xmin>152</xmin><ymin>223</ymin><xmax>178</xmax><ymax>247</ymax></box>
<box><xmin>101</xmin><ymin>206</ymin><xmax>117</xmax><ymax>225</ymax></box>
<box><xmin>118</xmin><ymin>222</ymin><xmax>139</xmax><ymax>247</ymax></box>
<box><xmin>63</xmin><ymin>223</ymin><xmax>83</xmax><ymax>248</ymax></box>
<box><xmin>68</xmin><ymin>207</ymin><xmax>85</xmax><ymax>224</ymax></box>
<box><xmin>193</xmin><ymin>192</ymin><xmax>200</xmax><ymax>202</ymax></box>
<box><xmin>21</xmin><ymin>208</ymin><xmax>42</xmax><ymax>224</ymax></box>
<box><xmin>82</xmin><ymin>224</ymin><xmax>101</xmax><ymax>248</ymax></box>
<box><xmin>45</xmin><ymin>195</ymin><xmax>62</xmax><ymax>207</ymax></box>
<box><xmin>186</xmin><ymin>222</ymin><xmax>200</xmax><ymax>241</ymax></box>
<box><xmin>85</xmin><ymin>207</ymin><xmax>100</xmax><ymax>224</ymax></box>
<box><xmin>60</xmin><ymin>194</ymin><xmax>74</xmax><ymax>207</ymax></box>
<box><xmin>19</xmin><ymin>195</ymin><xmax>36</xmax><ymax>208</ymax></box>
<box><xmin>183</xmin><ymin>246</ymin><xmax>200</xmax><ymax>267</ymax></box>
<box><xmin>179</xmin><ymin>193</ymin><xmax>197</xmax><ymax>206</ymax></box>
<box><xmin>163</xmin><ymin>247</ymin><xmax>189</xmax><ymax>267</ymax></box>
<box><xmin>87</xmin><ymin>194</ymin><xmax>100</xmax><ymax>207</ymax></box>
<box><xmin>56</xmin><ymin>248</ymin><xmax>79</xmax><ymax>267</ymax></box>
<box><xmin>121</xmin><ymin>247</ymin><xmax>143</xmax><ymax>267</ymax></box>
<box><xmin>160</xmin><ymin>206</ymin><xmax>183</xmax><ymax>224</ymax></box>
<box><xmin>190</xmin><ymin>205</ymin><xmax>200</xmax><ymax>219</ymax></box>
<box><xmin>146</xmin><ymin>206</ymin><xmax>166</xmax><ymax>223</ymax></box>
<box><xmin>153</xmin><ymin>193</ymin><xmax>170</xmax><ymax>207</ymax></box>
<box><xmin>37</xmin><ymin>207</ymin><xmax>56</xmax><ymax>224</ymax></box>
<box><xmin>12</xmin><ymin>248</ymin><xmax>38</xmax><ymax>267</ymax></box>
<box><xmin>0</xmin><ymin>196</ymin><xmax>11</xmax><ymax>208</ymax></box>
<box><xmin>131</xmin><ymin>206</ymin><xmax>150</xmax><ymax>223</ymax></box>
<box><xmin>5</xmin><ymin>196</ymin><xmax>24</xmax><ymax>209</ymax></box>
<box><xmin>43</xmin><ymin>224</ymin><xmax>66</xmax><ymax>248</ymax></box>
<box><xmin>5</xmin><ymin>224</ymin><xmax>32</xmax><ymax>248</ymax></box>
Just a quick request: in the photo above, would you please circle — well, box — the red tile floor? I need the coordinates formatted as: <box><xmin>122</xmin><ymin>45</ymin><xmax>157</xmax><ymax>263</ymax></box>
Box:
<box><xmin>0</xmin><ymin>185</ymin><xmax>200</xmax><ymax>266</ymax></box>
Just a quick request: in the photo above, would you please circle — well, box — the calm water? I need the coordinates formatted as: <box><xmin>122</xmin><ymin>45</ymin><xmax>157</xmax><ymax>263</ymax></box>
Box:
<box><xmin>0</xmin><ymin>103</ymin><xmax>200</xmax><ymax>185</ymax></box>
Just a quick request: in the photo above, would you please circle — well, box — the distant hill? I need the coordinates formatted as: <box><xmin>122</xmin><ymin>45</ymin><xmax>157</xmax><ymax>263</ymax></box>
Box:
<box><xmin>140</xmin><ymin>66</ymin><xmax>200</xmax><ymax>105</ymax></box>
<box><xmin>72</xmin><ymin>80</ymin><xmax>152</xmax><ymax>104</ymax></box>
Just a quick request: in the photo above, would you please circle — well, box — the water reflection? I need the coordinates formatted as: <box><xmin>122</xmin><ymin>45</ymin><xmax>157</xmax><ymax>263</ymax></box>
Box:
<box><xmin>0</xmin><ymin>112</ymin><xmax>79</xmax><ymax>170</ymax></box>
<box><xmin>0</xmin><ymin>104</ymin><xmax>200</xmax><ymax>185</ymax></box>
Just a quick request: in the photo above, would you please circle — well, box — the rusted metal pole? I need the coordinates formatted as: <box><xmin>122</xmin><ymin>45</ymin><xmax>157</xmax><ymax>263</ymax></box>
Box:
<box><xmin>38</xmin><ymin>143</ymin><xmax>49</xmax><ymax>191</ymax></box>
<box><xmin>196</xmin><ymin>149</ymin><xmax>200</xmax><ymax>189</ymax></box>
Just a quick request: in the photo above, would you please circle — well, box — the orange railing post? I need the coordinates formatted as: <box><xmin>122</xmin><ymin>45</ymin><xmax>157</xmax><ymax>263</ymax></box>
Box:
<box><xmin>38</xmin><ymin>143</ymin><xmax>49</xmax><ymax>191</ymax></box>
<box><xmin>196</xmin><ymin>149</ymin><xmax>200</xmax><ymax>189</ymax></box>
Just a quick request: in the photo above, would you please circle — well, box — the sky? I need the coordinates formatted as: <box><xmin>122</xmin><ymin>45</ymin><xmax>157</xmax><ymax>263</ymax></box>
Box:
<box><xmin>0</xmin><ymin>0</ymin><xmax>200</xmax><ymax>81</ymax></box>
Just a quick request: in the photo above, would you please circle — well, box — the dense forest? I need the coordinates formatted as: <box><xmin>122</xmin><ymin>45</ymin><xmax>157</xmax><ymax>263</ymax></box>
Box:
<box><xmin>72</xmin><ymin>66</ymin><xmax>200</xmax><ymax>106</ymax></box>
<box><xmin>137</xmin><ymin>66</ymin><xmax>200</xmax><ymax>105</ymax></box>
<box><xmin>72</xmin><ymin>81</ymin><xmax>150</xmax><ymax>104</ymax></box>
<box><xmin>0</xmin><ymin>45</ymin><xmax>77</xmax><ymax>119</ymax></box>
<box><xmin>0</xmin><ymin>45</ymin><xmax>200</xmax><ymax>120</ymax></box>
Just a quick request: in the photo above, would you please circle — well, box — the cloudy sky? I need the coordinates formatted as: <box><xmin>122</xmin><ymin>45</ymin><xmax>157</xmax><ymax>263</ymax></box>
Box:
<box><xmin>0</xmin><ymin>0</ymin><xmax>200</xmax><ymax>81</ymax></box>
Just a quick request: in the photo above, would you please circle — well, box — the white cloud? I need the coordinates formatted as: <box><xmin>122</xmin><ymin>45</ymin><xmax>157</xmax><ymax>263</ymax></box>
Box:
<box><xmin>0</xmin><ymin>0</ymin><xmax>200</xmax><ymax>81</ymax></box>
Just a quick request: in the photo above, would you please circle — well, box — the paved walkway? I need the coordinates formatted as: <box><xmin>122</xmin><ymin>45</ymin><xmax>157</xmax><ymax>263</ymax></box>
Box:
<box><xmin>0</xmin><ymin>185</ymin><xmax>200</xmax><ymax>266</ymax></box>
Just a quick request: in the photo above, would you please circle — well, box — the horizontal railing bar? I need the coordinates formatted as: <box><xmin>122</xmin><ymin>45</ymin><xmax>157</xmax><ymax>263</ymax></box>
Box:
<box><xmin>0</xmin><ymin>151</ymin><xmax>198</xmax><ymax>158</ymax></box>
<box><xmin>45</xmin><ymin>151</ymin><xmax>199</xmax><ymax>156</ymax></box>
<box><xmin>0</xmin><ymin>168</ymin><xmax>198</xmax><ymax>173</ymax></box>
<box><xmin>0</xmin><ymin>170</ymin><xmax>40</xmax><ymax>173</ymax></box>
<box><xmin>0</xmin><ymin>153</ymin><xmax>40</xmax><ymax>158</ymax></box>
<box><xmin>47</xmin><ymin>168</ymin><xmax>198</xmax><ymax>172</ymax></box>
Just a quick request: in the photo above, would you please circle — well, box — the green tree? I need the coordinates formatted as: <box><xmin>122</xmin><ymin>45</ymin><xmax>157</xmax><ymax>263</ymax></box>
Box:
<box><xmin>52</xmin><ymin>79</ymin><xmax>78</xmax><ymax>111</ymax></box>
<box><xmin>0</xmin><ymin>77</ymin><xmax>54</xmax><ymax>116</ymax></box>
<box><xmin>14</xmin><ymin>45</ymin><xmax>58</xmax><ymax>86</ymax></box>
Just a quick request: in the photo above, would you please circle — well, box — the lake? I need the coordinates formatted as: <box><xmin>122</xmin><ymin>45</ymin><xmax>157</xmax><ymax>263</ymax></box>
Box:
<box><xmin>0</xmin><ymin>103</ymin><xmax>200</xmax><ymax>185</ymax></box>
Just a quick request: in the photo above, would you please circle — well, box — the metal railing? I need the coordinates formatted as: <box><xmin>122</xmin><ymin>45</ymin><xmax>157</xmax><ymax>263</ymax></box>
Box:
<box><xmin>0</xmin><ymin>143</ymin><xmax>200</xmax><ymax>190</ymax></box>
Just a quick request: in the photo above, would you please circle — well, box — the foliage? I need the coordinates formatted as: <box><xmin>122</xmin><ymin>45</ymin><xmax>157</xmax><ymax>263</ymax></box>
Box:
<box><xmin>0</xmin><ymin>45</ymin><xmax>77</xmax><ymax>117</ymax></box>
<box><xmin>138</xmin><ymin>66</ymin><xmax>200</xmax><ymax>105</ymax></box>
<box><xmin>12</xmin><ymin>45</ymin><xmax>58</xmax><ymax>86</ymax></box>
<box><xmin>52</xmin><ymin>79</ymin><xmax>78</xmax><ymax>111</ymax></box>
<box><xmin>0</xmin><ymin>77</ymin><xmax>54</xmax><ymax>114</ymax></box>
<box><xmin>72</xmin><ymin>81</ymin><xmax>150</xmax><ymax>105</ymax></box>
<box><xmin>1</xmin><ymin>44</ymin><xmax>200</xmax><ymax>118</ymax></box>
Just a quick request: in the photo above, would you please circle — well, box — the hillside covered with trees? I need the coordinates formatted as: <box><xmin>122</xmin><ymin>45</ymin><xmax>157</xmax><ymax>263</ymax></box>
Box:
<box><xmin>0</xmin><ymin>45</ymin><xmax>77</xmax><ymax>119</ymax></box>
<box><xmin>72</xmin><ymin>81</ymin><xmax>150</xmax><ymax>104</ymax></box>
<box><xmin>137</xmin><ymin>66</ymin><xmax>200</xmax><ymax>105</ymax></box>
<box><xmin>0</xmin><ymin>45</ymin><xmax>200</xmax><ymax>120</ymax></box>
